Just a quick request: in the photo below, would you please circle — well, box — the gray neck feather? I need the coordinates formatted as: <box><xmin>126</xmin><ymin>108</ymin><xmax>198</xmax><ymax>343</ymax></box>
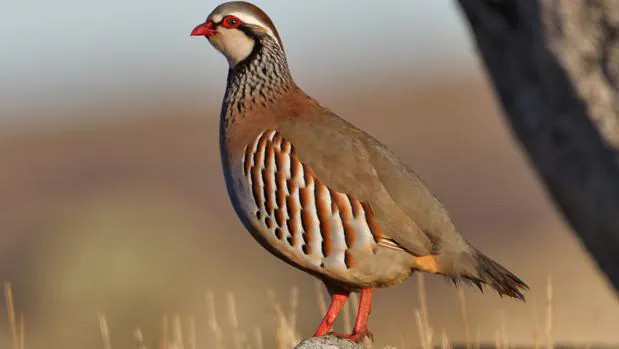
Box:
<box><xmin>222</xmin><ymin>36</ymin><xmax>294</xmax><ymax>128</ymax></box>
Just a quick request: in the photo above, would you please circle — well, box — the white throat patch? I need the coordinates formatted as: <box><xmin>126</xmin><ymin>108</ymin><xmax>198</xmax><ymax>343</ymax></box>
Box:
<box><xmin>209</xmin><ymin>26</ymin><xmax>255</xmax><ymax>67</ymax></box>
<box><xmin>207</xmin><ymin>11</ymin><xmax>280</xmax><ymax>68</ymax></box>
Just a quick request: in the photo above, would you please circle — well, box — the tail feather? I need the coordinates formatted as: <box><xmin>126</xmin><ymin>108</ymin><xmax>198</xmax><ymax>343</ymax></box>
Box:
<box><xmin>463</xmin><ymin>250</ymin><xmax>528</xmax><ymax>301</ymax></box>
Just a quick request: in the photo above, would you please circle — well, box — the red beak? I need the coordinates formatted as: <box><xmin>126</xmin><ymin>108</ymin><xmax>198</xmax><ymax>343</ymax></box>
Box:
<box><xmin>191</xmin><ymin>21</ymin><xmax>217</xmax><ymax>37</ymax></box>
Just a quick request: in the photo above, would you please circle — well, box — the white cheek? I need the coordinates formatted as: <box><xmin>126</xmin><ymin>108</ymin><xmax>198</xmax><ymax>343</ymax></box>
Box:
<box><xmin>212</xmin><ymin>28</ymin><xmax>255</xmax><ymax>67</ymax></box>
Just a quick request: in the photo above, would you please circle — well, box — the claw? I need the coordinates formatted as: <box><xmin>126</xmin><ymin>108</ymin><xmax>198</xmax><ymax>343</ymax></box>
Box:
<box><xmin>329</xmin><ymin>328</ymin><xmax>374</xmax><ymax>343</ymax></box>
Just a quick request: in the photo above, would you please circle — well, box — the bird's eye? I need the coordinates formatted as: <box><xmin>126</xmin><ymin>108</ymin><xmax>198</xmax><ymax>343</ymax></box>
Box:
<box><xmin>222</xmin><ymin>16</ymin><xmax>241</xmax><ymax>28</ymax></box>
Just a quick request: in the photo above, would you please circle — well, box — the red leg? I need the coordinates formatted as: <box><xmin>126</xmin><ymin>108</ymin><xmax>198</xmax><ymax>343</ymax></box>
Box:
<box><xmin>330</xmin><ymin>288</ymin><xmax>375</xmax><ymax>342</ymax></box>
<box><xmin>313</xmin><ymin>290</ymin><xmax>350</xmax><ymax>337</ymax></box>
<box><xmin>352</xmin><ymin>288</ymin><xmax>373</xmax><ymax>336</ymax></box>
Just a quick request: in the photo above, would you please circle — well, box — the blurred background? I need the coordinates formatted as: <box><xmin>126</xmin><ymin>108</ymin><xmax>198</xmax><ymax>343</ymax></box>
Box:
<box><xmin>1</xmin><ymin>1</ymin><xmax>618</xmax><ymax>348</ymax></box>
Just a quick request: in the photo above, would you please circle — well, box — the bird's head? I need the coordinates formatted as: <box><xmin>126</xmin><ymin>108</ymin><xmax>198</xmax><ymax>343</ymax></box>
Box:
<box><xmin>191</xmin><ymin>1</ymin><xmax>284</xmax><ymax>68</ymax></box>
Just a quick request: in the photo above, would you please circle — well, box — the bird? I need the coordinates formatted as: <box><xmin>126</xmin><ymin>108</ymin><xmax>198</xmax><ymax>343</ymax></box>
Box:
<box><xmin>191</xmin><ymin>1</ymin><xmax>528</xmax><ymax>342</ymax></box>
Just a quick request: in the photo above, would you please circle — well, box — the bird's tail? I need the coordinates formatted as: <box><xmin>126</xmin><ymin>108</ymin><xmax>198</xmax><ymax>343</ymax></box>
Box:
<box><xmin>461</xmin><ymin>249</ymin><xmax>528</xmax><ymax>301</ymax></box>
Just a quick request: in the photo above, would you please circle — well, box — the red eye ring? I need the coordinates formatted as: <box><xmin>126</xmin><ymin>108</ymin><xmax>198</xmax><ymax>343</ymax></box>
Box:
<box><xmin>221</xmin><ymin>15</ymin><xmax>241</xmax><ymax>29</ymax></box>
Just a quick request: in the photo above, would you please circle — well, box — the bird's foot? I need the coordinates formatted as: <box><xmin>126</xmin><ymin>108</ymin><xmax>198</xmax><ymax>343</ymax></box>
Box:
<box><xmin>329</xmin><ymin>328</ymin><xmax>374</xmax><ymax>343</ymax></box>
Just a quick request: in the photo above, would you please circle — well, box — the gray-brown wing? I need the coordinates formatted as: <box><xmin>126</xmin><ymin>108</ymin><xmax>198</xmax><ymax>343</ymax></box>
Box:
<box><xmin>276</xmin><ymin>114</ymin><xmax>437</xmax><ymax>257</ymax></box>
<box><xmin>360</xmin><ymin>131</ymin><xmax>468</xmax><ymax>251</ymax></box>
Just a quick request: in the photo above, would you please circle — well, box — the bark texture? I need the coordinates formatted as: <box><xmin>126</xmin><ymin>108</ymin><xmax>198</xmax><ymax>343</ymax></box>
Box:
<box><xmin>456</xmin><ymin>0</ymin><xmax>619</xmax><ymax>292</ymax></box>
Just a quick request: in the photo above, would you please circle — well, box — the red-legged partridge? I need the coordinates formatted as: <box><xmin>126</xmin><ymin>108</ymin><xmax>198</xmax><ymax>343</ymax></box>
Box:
<box><xmin>191</xmin><ymin>1</ymin><xmax>528</xmax><ymax>342</ymax></box>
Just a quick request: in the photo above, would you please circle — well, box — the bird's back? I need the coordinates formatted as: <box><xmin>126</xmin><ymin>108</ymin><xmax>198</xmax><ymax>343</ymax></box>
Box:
<box><xmin>274</xmin><ymin>95</ymin><xmax>468</xmax><ymax>253</ymax></box>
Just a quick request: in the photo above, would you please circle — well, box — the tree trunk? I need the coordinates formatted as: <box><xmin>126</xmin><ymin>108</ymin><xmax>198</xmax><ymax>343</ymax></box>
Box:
<box><xmin>456</xmin><ymin>0</ymin><xmax>619</xmax><ymax>292</ymax></box>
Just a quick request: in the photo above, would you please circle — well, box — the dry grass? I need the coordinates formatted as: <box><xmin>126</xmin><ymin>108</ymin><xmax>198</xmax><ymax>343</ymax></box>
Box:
<box><xmin>415</xmin><ymin>274</ymin><xmax>434</xmax><ymax>349</ymax></box>
<box><xmin>0</xmin><ymin>276</ymin><xmax>607</xmax><ymax>349</ymax></box>
<box><xmin>205</xmin><ymin>293</ymin><xmax>225</xmax><ymax>349</ymax></box>
<box><xmin>134</xmin><ymin>328</ymin><xmax>146</xmax><ymax>349</ymax></box>
<box><xmin>4</xmin><ymin>282</ymin><xmax>21</xmax><ymax>349</ymax></box>
<box><xmin>545</xmin><ymin>276</ymin><xmax>554</xmax><ymax>349</ymax></box>
<box><xmin>457</xmin><ymin>286</ymin><xmax>471</xmax><ymax>349</ymax></box>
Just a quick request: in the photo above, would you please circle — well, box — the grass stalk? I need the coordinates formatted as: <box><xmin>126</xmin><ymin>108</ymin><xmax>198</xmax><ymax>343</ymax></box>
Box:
<box><xmin>5</xmin><ymin>282</ymin><xmax>19</xmax><ymax>349</ymax></box>
<box><xmin>97</xmin><ymin>312</ymin><xmax>112</xmax><ymax>349</ymax></box>
<box><xmin>441</xmin><ymin>329</ymin><xmax>451</xmax><ymax>349</ymax></box>
<box><xmin>545</xmin><ymin>275</ymin><xmax>554</xmax><ymax>349</ymax></box>
<box><xmin>416</xmin><ymin>274</ymin><xmax>433</xmax><ymax>349</ymax></box>
<box><xmin>289</xmin><ymin>286</ymin><xmax>299</xmax><ymax>335</ymax></box>
<box><xmin>205</xmin><ymin>293</ymin><xmax>224</xmax><ymax>349</ymax></box>
<box><xmin>457</xmin><ymin>286</ymin><xmax>472</xmax><ymax>349</ymax></box>
<box><xmin>162</xmin><ymin>314</ymin><xmax>169</xmax><ymax>349</ymax></box>
<box><xmin>254</xmin><ymin>326</ymin><xmax>263</xmax><ymax>349</ymax></box>
<box><xmin>187</xmin><ymin>317</ymin><xmax>196</xmax><ymax>349</ymax></box>
<box><xmin>172</xmin><ymin>314</ymin><xmax>183</xmax><ymax>349</ymax></box>
<box><xmin>500</xmin><ymin>309</ymin><xmax>509</xmax><ymax>349</ymax></box>
<box><xmin>134</xmin><ymin>328</ymin><xmax>146</xmax><ymax>349</ymax></box>
<box><xmin>19</xmin><ymin>312</ymin><xmax>24</xmax><ymax>349</ymax></box>
<box><xmin>314</xmin><ymin>281</ymin><xmax>327</xmax><ymax>317</ymax></box>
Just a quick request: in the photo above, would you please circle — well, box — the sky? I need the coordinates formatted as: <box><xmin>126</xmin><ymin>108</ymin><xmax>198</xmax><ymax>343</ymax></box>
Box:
<box><xmin>1</xmin><ymin>1</ymin><xmax>479</xmax><ymax>124</ymax></box>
